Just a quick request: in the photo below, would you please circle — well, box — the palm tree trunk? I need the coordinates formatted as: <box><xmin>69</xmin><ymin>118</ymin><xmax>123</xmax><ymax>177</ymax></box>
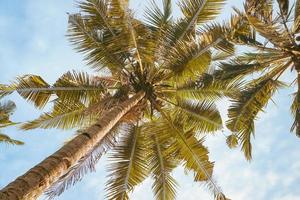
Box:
<box><xmin>0</xmin><ymin>91</ymin><xmax>145</xmax><ymax>200</ymax></box>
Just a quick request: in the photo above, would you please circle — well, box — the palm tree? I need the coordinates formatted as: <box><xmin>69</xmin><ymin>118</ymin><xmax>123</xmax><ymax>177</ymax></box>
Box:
<box><xmin>0</xmin><ymin>100</ymin><xmax>24</xmax><ymax>145</ymax></box>
<box><xmin>0</xmin><ymin>0</ymin><xmax>236</xmax><ymax>199</ymax></box>
<box><xmin>212</xmin><ymin>0</ymin><xmax>300</xmax><ymax>160</ymax></box>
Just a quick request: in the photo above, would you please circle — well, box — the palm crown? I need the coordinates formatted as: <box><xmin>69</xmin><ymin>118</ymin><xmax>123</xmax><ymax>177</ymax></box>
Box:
<box><xmin>0</xmin><ymin>0</ymin><xmax>237</xmax><ymax>199</ymax></box>
<box><xmin>213</xmin><ymin>0</ymin><xmax>300</xmax><ymax>160</ymax></box>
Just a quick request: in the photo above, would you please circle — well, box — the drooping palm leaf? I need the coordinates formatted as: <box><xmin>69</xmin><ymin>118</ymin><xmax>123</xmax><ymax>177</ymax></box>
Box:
<box><xmin>291</xmin><ymin>80</ymin><xmax>300</xmax><ymax>137</ymax></box>
<box><xmin>156</xmin><ymin>109</ymin><xmax>224</xmax><ymax>198</ymax></box>
<box><xmin>0</xmin><ymin>133</ymin><xmax>24</xmax><ymax>145</ymax></box>
<box><xmin>227</xmin><ymin>78</ymin><xmax>284</xmax><ymax>160</ymax></box>
<box><xmin>245</xmin><ymin>7</ymin><xmax>291</xmax><ymax>48</ymax></box>
<box><xmin>149</xmin><ymin>134</ymin><xmax>178</xmax><ymax>200</ymax></box>
<box><xmin>105</xmin><ymin>125</ymin><xmax>148</xmax><ymax>200</ymax></box>
<box><xmin>20</xmin><ymin>100</ymin><xmax>94</xmax><ymax>130</ymax></box>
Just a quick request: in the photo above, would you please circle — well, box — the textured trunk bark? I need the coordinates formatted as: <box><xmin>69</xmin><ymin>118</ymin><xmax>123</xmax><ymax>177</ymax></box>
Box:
<box><xmin>0</xmin><ymin>91</ymin><xmax>145</xmax><ymax>200</ymax></box>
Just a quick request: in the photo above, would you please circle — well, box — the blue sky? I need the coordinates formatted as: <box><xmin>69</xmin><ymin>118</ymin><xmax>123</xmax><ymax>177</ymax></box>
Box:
<box><xmin>0</xmin><ymin>0</ymin><xmax>300</xmax><ymax>200</ymax></box>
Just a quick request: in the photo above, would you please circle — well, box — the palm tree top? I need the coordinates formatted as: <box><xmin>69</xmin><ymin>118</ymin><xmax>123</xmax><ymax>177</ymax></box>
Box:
<box><xmin>212</xmin><ymin>0</ymin><xmax>300</xmax><ymax>160</ymax></box>
<box><xmin>0</xmin><ymin>0</ymin><xmax>237</xmax><ymax>199</ymax></box>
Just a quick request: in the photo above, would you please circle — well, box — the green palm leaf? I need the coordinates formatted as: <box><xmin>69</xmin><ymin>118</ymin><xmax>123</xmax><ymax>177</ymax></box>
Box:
<box><xmin>199</xmin><ymin>23</ymin><xmax>235</xmax><ymax>54</ymax></box>
<box><xmin>149</xmin><ymin>135</ymin><xmax>178</xmax><ymax>200</ymax></box>
<box><xmin>226</xmin><ymin>134</ymin><xmax>239</xmax><ymax>149</ymax></box>
<box><xmin>145</xmin><ymin>0</ymin><xmax>172</xmax><ymax>29</ymax></box>
<box><xmin>20</xmin><ymin>100</ymin><xmax>95</xmax><ymax>130</ymax></box>
<box><xmin>1</xmin><ymin>71</ymin><xmax>111</xmax><ymax>109</ymax></box>
<box><xmin>54</xmin><ymin>70</ymin><xmax>111</xmax><ymax>104</ymax></box>
<box><xmin>165</xmin><ymin>37</ymin><xmax>212</xmax><ymax>83</ymax></box>
<box><xmin>227</xmin><ymin>78</ymin><xmax>284</xmax><ymax>160</ymax></box>
<box><xmin>11</xmin><ymin>75</ymin><xmax>51</xmax><ymax>109</ymax></box>
<box><xmin>157</xmin><ymin>110</ymin><xmax>224</xmax><ymax>198</ymax></box>
<box><xmin>173</xmin><ymin>73</ymin><xmax>242</xmax><ymax>100</ymax></box>
<box><xmin>291</xmin><ymin>87</ymin><xmax>300</xmax><ymax>137</ymax></box>
<box><xmin>67</xmin><ymin>13</ymin><xmax>127</xmax><ymax>72</ymax></box>
<box><xmin>179</xmin><ymin>0</ymin><xmax>225</xmax><ymax>28</ymax></box>
<box><xmin>106</xmin><ymin>125</ymin><xmax>148</xmax><ymax>200</ymax></box>
<box><xmin>245</xmin><ymin>14</ymin><xmax>290</xmax><ymax>48</ymax></box>
<box><xmin>173</xmin><ymin>99</ymin><xmax>222</xmax><ymax>133</ymax></box>
<box><xmin>0</xmin><ymin>133</ymin><xmax>24</xmax><ymax>145</ymax></box>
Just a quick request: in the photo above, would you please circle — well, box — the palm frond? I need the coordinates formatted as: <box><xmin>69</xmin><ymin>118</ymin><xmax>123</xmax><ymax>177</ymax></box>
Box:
<box><xmin>296</xmin><ymin>0</ymin><xmax>300</xmax><ymax>20</ymax></box>
<box><xmin>79</xmin><ymin>0</ymin><xmax>113</xmax><ymax>31</ymax></box>
<box><xmin>0</xmin><ymin>133</ymin><xmax>24</xmax><ymax>145</ymax></box>
<box><xmin>179</xmin><ymin>0</ymin><xmax>225</xmax><ymax>28</ymax></box>
<box><xmin>173</xmin><ymin>99</ymin><xmax>222</xmax><ymax>133</ymax></box>
<box><xmin>53</xmin><ymin>70</ymin><xmax>110</xmax><ymax>104</ymax></box>
<box><xmin>162</xmin><ymin>0</ymin><xmax>225</xmax><ymax>52</ymax></box>
<box><xmin>245</xmin><ymin>0</ymin><xmax>273</xmax><ymax>22</ymax></box>
<box><xmin>199</xmin><ymin>23</ymin><xmax>235</xmax><ymax>55</ymax></box>
<box><xmin>149</xmin><ymin>134</ymin><xmax>178</xmax><ymax>200</ymax></box>
<box><xmin>213</xmin><ymin>52</ymin><xmax>288</xmax><ymax>81</ymax></box>
<box><xmin>211</xmin><ymin>51</ymin><xmax>233</xmax><ymax>62</ymax></box>
<box><xmin>67</xmin><ymin>13</ymin><xmax>127</xmax><ymax>72</ymax></box>
<box><xmin>293</xmin><ymin>15</ymin><xmax>300</xmax><ymax>34</ymax></box>
<box><xmin>157</xmin><ymin>109</ymin><xmax>224</xmax><ymax>198</ymax></box>
<box><xmin>172</xmin><ymin>73</ymin><xmax>242</xmax><ymax>100</ymax></box>
<box><xmin>276</xmin><ymin>0</ymin><xmax>289</xmax><ymax>17</ymax></box>
<box><xmin>10</xmin><ymin>75</ymin><xmax>51</xmax><ymax>109</ymax></box>
<box><xmin>105</xmin><ymin>125</ymin><xmax>148</xmax><ymax>200</ymax></box>
<box><xmin>1</xmin><ymin>71</ymin><xmax>112</xmax><ymax>108</ymax></box>
<box><xmin>165</xmin><ymin>36</ymin><xmax>212</xmax><ymax>83</ymax></box>
<box><xmin>132</xmin><ymin>20</ymin><xmax>157</xmax><ymax>65</ymax></box>
<box><xmin>0</xmin><ymin>100</ymin><xmax>23</xmax><ymax>146</ymax></box>
<box><xmin>227</xmin><ymin>78</ymin><xmax>284</xmax><ymax>160</ymax></box>
<box><xmin>0</xmin><ymin>84</ymin><xmax>14</xmax><ymax>99</ymax></box>
<box><xmin>0</xmin><ymin>100</ymin><xmax>16</xmax><ymax>114</ymax></box>
<box><xmin>145</xmin><ymin>0</ymin><xmax>172</xmax><ymax>29</ymax></box>
<box><xmin>118</xmin><ymin>0</ymin><xmax>147</xmax><ymax>71</ymax></box>
<box><xmin>294</xmin><ymin>0</ymin><xmax>300</xmax><ymax>33</ymax></box>
<box><xmin>144</xmin><ymin>0</ymin><xmax>173</xmax><ymax>62</ymax></box>
<box><xmin>291</xmin><ymin>82</ymin><xmax>300</xmax><ymax>137</ymax></box>
<box><xmin>226</xmin><ymin>134</ymin><xmax>238</xmax><ymax>149</ymax></box>
<box><xmin>228</xmin><ymin>12</ymin><xmax>258</xmax><ymax>46</ymax></box>
<box><xmin>20</xmin><ymin>100</ymin><xmax>96</xmax><ymax>130</ymax></box>
<box><xmin>245</xmin><ymin>13</ymin><xmax>291</xmax><ymax>48</ymax></box>
<box><xmin>0</xmin><ymin>100</ymin><xmax>17</xmax><ymax>128</ymax></box>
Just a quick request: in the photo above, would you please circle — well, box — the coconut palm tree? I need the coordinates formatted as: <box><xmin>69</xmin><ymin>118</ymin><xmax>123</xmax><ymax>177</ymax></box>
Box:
<box><xmin>0</xmin><ymin>0</ymin><xmax>236</xmax><ymax>199</ymax></box>
<box><xmin>212</xmin><ymin>0</ymin><xmax>300</xmax><ymax>160</ymax></box>
<box><xmin>0</xmin><ymin>100</ymin><xmax>23</xmax><ymax>145</ymax></box>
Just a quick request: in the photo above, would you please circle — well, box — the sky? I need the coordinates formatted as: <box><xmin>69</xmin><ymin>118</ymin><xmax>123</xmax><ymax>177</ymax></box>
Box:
<box><xmin>0</xmin><ymin>0</ymin><xmax>300</xmax><ymax>200</ymax></box>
